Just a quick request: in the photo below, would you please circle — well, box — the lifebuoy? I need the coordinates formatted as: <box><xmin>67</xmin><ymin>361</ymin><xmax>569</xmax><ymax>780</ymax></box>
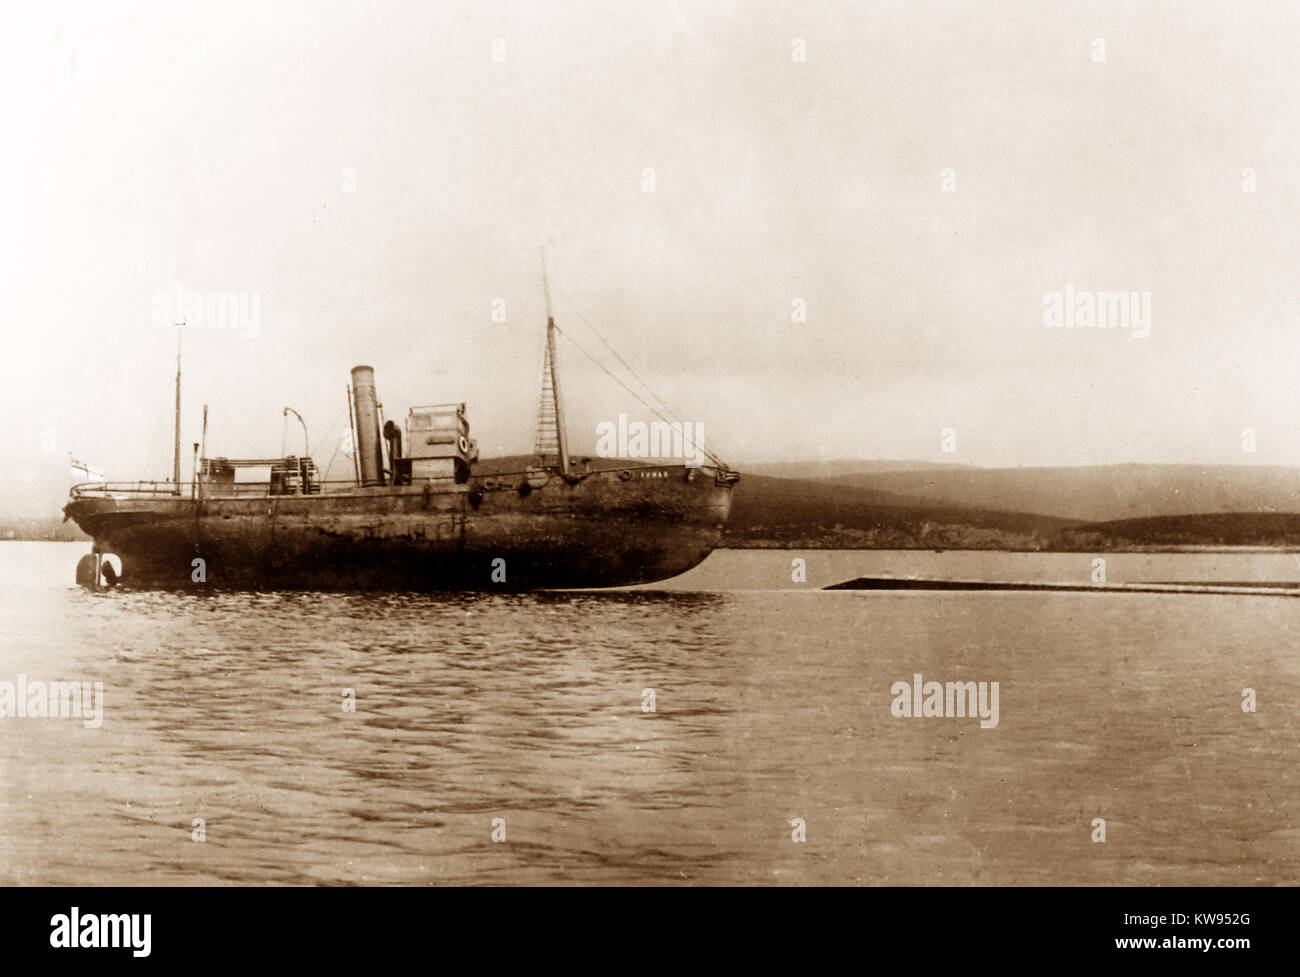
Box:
<box><xmin>619</xmin><ymin>469</ymin><xmax>632</xmax><ymax>481</ymax></box>
<box><xmin>458</xmin><ymin>435</ymin><xmax>470</xmax><ymax>454</ymax></box>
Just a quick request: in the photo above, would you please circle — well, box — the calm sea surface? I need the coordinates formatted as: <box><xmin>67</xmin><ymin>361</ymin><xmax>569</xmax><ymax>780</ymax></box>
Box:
<box><xmin>1</xmin><ymin>542</ymin><xmax>1296</xmax><ymax>885</ymax></box>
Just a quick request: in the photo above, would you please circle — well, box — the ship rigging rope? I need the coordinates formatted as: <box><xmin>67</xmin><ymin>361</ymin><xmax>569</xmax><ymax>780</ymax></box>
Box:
<box><xmin>550</xmin><ymin>283</ymin><xmax>729</xmax><ymax>470</ymax></box>
<box><xmin>549</xmin><ymin>317</ymin><xmax>729</xmax><ymax>471</ymax></box>
<box><xmin>316</xmin><ymin>406</ymin><xmax>348</xmax><ymax>480</ymax></box>
<box><xmin>552</xmin><ymin>284</ymin><xmax>685</xmax><ymax>423</ymax></box>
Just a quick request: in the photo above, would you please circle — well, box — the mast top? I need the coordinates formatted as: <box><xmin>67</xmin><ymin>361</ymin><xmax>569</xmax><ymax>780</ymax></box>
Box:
<box><xmin>541</xmin><ymin>247</ymin><xmax>555</xmax><ymax>326</ymax></box>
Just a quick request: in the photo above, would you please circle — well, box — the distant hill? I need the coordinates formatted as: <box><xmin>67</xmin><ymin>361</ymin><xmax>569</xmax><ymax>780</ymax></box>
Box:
<box><xmin>1052</xmin><ymin>512</ymin><xmax>1300</xmax><ymax>550</ymax></box>
<box><xmin>740</xmin><ymin>459</ymin><xmax>972</xmax><ymax>480</ymax></box>
<box><xmin>813</xmin><ymin>464</ymin><xmax>1300</xmax><ymax>523</ymax></box>
<box><xmin>723</xmin><ymin>473</ymin><xmax>1075</xmax><ymax>549</ymax></box>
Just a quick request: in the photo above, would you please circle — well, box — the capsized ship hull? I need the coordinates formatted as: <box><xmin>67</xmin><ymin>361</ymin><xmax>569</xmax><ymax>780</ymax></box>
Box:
<box><xmin>64</xmin><ymin>465</ymin><xmax>735</xmax><ymax>590</ymax></box>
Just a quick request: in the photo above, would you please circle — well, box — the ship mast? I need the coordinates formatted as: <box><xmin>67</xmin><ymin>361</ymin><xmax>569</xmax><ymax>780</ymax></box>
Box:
<box><xmin>172</xmin><ymin>326</ymin><xmax>182</xmax><ymax>494</ymax></box>
<box><xmin>538</xmin><ymin>251</ymin><xmax>570</xmax><ymax>476</ymax></box>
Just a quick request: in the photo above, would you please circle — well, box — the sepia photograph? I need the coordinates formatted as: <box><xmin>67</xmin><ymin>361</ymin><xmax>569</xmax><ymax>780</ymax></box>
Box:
<box><xmin>0</xmin><ymin>0</ymin><xmax>1293</xmax><ymax>953</ymax></box>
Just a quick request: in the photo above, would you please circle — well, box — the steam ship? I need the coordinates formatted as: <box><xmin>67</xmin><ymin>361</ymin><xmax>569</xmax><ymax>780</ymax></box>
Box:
<box><xmin>63</xmin><ymin>292</ymin><xmax>739</xmax><ymax>590</ymax></box>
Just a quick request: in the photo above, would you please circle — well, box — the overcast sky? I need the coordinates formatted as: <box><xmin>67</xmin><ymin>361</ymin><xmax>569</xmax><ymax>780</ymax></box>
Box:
<box><xmin>4</xmin><ymin>0</ymin><xmax>1300</xmax><ymax>493</ymax></box>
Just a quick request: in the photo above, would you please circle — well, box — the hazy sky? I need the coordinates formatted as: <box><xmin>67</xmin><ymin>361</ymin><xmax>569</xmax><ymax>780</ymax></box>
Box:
<box><xmin>4</xmin><ymin>0</ymin><xmax>1300</xmax><ymax>494</ymax></box>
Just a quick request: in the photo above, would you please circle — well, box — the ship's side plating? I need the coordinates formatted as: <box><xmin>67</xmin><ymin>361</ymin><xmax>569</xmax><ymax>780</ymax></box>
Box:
<box><xmin>64</xmin><ymin>465</ymin><xmax>735</xmax><ymax>589</ymax></box>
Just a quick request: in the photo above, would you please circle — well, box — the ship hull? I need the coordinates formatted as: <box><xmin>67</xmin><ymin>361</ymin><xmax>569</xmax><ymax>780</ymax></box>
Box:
<box><xmin>63</xmin><ymin>466</ymin><xmax>734</xmax><ymax>590</ymax></box>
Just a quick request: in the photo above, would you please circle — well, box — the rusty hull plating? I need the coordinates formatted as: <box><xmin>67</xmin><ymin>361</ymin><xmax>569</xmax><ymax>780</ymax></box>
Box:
<box><xmin>64</xmin><ymin>463</ymin><xmax>737</xmax><ymax>590</ymax></box>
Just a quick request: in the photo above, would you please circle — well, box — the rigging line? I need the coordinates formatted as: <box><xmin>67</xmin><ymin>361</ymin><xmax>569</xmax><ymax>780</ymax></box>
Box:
<box><xmin>316</xmin><ymin>406</ymin><xmax>348</xmax><ymax>481</ymax></box>
<box><xmin>549</xmin><ymin>284</ymin><xmax>740</xmax><ymax>467</ymax></box>
<box><xmin>547</xmin><ymin>288</ymin><xmax>731</xmax><ymax>468</ymax></box>
<box><xmin>550</xmin><ymin>283</ymin><xmax>687</xmax><ymax>421</ymax></box>
<box><xmin>553</xmin><ymin>324</ymin><xmax>727</xmax><ymax>469</ymax></box>
<box><xmin>322</xmin><ymin>441</ymin><xmax>343</xmax><ymax>482</ymax></box>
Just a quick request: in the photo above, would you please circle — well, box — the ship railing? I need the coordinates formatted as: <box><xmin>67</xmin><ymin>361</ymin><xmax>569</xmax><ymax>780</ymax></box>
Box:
<box><xmin>69</xmin><ymin>464</ymin><xmax>738</xmax><ymax>500</ymax></box>
<box><xmin>70</xmin><ymin>481</ymin><xmax>196</xmax><ymax>499</ymax></box>
<box><xmin>67</xmin><ymin>478</ymin><xmax>462</xmax><ymax>499</ymax></box>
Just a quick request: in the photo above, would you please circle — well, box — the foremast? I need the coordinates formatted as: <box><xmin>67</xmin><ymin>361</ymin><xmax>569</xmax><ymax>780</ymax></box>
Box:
<box><xmin>535</xmin><ymin>253</ymin><xmax>571</xmax><ymax>476</ymax></box>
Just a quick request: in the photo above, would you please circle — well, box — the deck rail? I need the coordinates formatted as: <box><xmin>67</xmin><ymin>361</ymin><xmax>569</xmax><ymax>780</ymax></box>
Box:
<box><xmin>68</xmin><ymin>464</ymin><xmax>736</xmax><ymax>501</ymax></box>
<box><xmin>68</xmin><ymin>478</ymin><xmax>456</xmax><ymax>500</ymax></box>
